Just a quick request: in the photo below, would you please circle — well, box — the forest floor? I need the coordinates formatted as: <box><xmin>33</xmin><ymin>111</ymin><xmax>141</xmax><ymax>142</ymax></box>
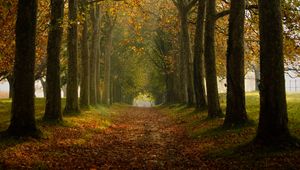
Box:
<box><xmin>0</xmin><ymin>94</ymin><xmax>300</xmax><ymax>169</ymax></box>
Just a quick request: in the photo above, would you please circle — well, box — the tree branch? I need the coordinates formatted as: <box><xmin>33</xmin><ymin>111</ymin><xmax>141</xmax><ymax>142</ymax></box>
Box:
<box><xmin>186</xmin><ymin>0</ymin><xmax>198</xmax><ymax>11</ymax></box>
<box><xmin>88</xmin><ymin>0</ymin><xmax>124</xmax><ymax>4</ymax></box>
<box><xmin>215</xmin><ymin>4</ymin><xmax>258</xmax><ymax>20</ymax></box>
<box><xmin>172</xmin><ymin>0</ymin><xmax>180</xmax><ymax>9</ymax></box>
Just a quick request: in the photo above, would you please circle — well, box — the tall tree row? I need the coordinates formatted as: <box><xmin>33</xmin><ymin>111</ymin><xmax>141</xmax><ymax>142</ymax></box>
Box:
<box><xmin>3</xmin><ymin>0</ymin><xmax>297</xmax><ymax>148</ymax></box>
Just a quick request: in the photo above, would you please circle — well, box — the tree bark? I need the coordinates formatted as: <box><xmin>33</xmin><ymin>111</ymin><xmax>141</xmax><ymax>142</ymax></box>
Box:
<box><xmin>223</xmin><ymin>0</ymin><xmax>248</xmax><ymax>127</ymax></box>
<box><xmin>95</xmin><ymin>5</ymin><xmax>101</xmax><ymax>104</ymax></box>
<box><xmin>255</xmin><ymin>0</ymin><xmax>291</xmax><ymax>145</ymax></box>
<box><xmin>64</xmin><ymin>0</ymin><xmax>80</xmax><ymax>114</ymax></box>
<box><xmin>172</xmin><ymin>0</ymin><xmax>198</xmax><ymax>104</ymax></box>
<box><xmin>96</xmin><ymin>48</ymin><xmax>101</xmax><ymax>103</ymax></box>
<box><xmin>172</xmin><ymin>34</ymin><xmax>183</xmax><ymax>103</ymax></box>
<box><xmin>165</xmin><ymin>73</ymin><xmax>175</xmax><ymax>103</ymax></box>
<box><xmin>89</xmin><ymin>4</ymin><xmax>98</xmax><ymax>105</ymax></box>
<box><xmin>175</xmin><ymin>31</ymin><xmax>186</xmax><ymax>103</ymax></box>
<box><xmin>180</xmin><ymin>11</ymin><xmax>195</xmax><ymax>106</ymax></box>
<box><xmin>7</xmin><ymin>0</ymin><xmax>40</xmax><ymax>137</ymax></box>
<box><xmin>193</xmin><ymin>0</ymin><xmax>207</xmax><ymax>110</ymax></box>
<box><xmin>179</xmin><ymin>9</ymin><xmax>192</xmax><ymax>104</ymax></box>
<box><xmin>80</xmin><ymin>0</ymin><xmax>90</xmax><ymax>108</ymax></box>
<box><xmin>44</xmin><ymin>0</ymin><xmax>64</xmax><ymax>121</ymax></box>
<box><xmin>103</xmin><ymin>26</ymin><xmax>113</xmax><ymax>105</ymax></box>
<box><xmin>204</xmin><ymin>0</ymin><xmax>223</xmax><ymax>118</ymax></box>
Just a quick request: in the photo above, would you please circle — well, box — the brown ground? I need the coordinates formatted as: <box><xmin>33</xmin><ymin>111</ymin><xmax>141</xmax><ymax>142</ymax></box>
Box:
<box><xmin>0</xmin><ymin>106</ymin><xmax>300</xmax><ymax>169</ymax></box>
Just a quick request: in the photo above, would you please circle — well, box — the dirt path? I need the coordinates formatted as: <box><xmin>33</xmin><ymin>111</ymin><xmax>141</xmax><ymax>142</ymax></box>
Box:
<box><xmin>0</xmin><ymin>106</ymin><xmax>203</xmax><ymax>169</ymax></box>
<box><xmin>2</xmin><ymin>106</ymin><xmax>300</xmax><ymax>169</ymax></box>
<box><xmin>85</xmin><ymin>107</ymin><xmax>196</xmax><ymax>169</ymax></box>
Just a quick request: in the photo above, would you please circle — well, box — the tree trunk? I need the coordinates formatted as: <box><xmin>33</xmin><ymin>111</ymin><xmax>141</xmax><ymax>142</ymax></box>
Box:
<box><xmin>80</xmin><ymin>0</ymin><xmax>89</xmax><ymax>108</ymax></box>
<box><xmin>64</xmin><ymin>0</ymin><xmax>80</xmax><ymax>114</ymax></box>
<box><xmin>223</xmin><ymin>0</ymin><xmax>248</xmax><ymax>127</ymax></box>
<box><xmin>115</xmin><ymin>80</ymin><xmax>122</xmax><ymax>103</ymax></box>
<box><xmin>44</xmin><ymin>0</ymin><xmax>64</xmax><ymax>121</ymax></box>
<box><xmin>165</xmin><ymin>73</ymin><xmax>175</xmax><ymax>104</ymax></box>
<box><xmin>180</xmin><ymin>11</ymin><xmax>195</xmax><ymax>105</ymax></box>
<box><xmin>179</xmin><ymin>11</ymin><xmax>190</xmax><ymax>104</ymax></box>
<box><xmin>95</xmin><ymin>5</ymin><xmax>101</xmax><ymax>104</ymax></box>
<box><xmin>255</xmin><ymin>0</ymin><xmax>291</xmax><ymax>145</ymax></box>
<box><xmin>173</xmin><ymin>62</ymin><xmax>182</xmax><ymax>103</ymax></box>
<box><xmin>89</xmin><ymin>4</ymin><xmax>98</xmax><ymax>105</ymax></box>
<box><xmin>204</xmin><ymin>0</ymin><xmax>223</xmax><ymax>118</ymax></box>
<box><xmin>103</xmin><ymin>28</ymin><xmax>113</xmax><ymax>105</ymax></box>
<box><xmin>96</xmin><ymin>49</ymin><xmax>101</xmax><ymax>104</ymax></box>
<box><xmin>193</xmin><ymin>0</ymin><xmax>207</xmax><ymax>110</ymax></box>
<box><xmin>175</xmin><ymin>40</ymin><xmax>185</xmax><ymax>103</ymax></box>
<box><xmin>7</xmin><ymin>0</ymin><xmax>40</xmax><ymax>137</ymax></box>
<box><xmin>175</xmin><ymin>12</ymin><xmax>187</xmax><ymax>103</ymax></box>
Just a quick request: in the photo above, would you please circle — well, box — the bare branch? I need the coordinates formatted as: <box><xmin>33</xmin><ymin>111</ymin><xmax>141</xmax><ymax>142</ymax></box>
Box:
<box><xmin>186</xmin><ymin>0</ymin><xmax>198</xmax><ymax>11</ymax></box>
<box><xmin>88</xmin><ymin>0</ymin><xmax>124</xmax><ymax>4</ymax></box>
<box><xmin>215</xmin><ymin>4</ymin><xmax>258</xmax><ymax>20</ymax></box>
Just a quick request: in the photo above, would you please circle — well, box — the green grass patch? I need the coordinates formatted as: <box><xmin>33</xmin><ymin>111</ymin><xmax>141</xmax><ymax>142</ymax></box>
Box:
<box><xmin>0</xmin><ymin>98</ymin><xmax>115</xmax><ymax>149</ymax></box>
<box><xmin>159</xmin><ymin>93</ymin><xmax>300</xmax><ymax>156</ymax></box>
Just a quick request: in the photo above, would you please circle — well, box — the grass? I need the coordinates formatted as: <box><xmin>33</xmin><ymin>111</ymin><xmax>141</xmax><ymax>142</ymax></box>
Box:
<box><xmin>0</xmin><ymin>98</ymin><xmax>114</xmax><ymax>136</ymax></box>
<box><xmin>0</xmin><ymin>94</ymin><xmax>299</xmax><ymax>169</ymax></box>
<box><xmin>159</xmin><ymin>93</ymin><xmax>300</xmax><ymax>150</ymax></box>
<box><xmin>0</xmin><ymin>99</ymin><xmax>119</xmax><ymax>169</ymax></box>
<box><xmin>157</xmin><ymin>93</ymin><xmax>300</xmax><ymax>169</ymax></box>
<box><xmin>0</xmin><ymin>98</ymin><xmax>63</xmax><ymax>131</ymax></box>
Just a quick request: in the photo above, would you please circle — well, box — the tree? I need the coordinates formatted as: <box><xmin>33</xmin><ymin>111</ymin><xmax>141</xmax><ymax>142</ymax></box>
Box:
<box><xmin>103</xmin><ymin>13</ymin><xmax>115</xmax><ymax>105</ymax></box>
<box><xmin>64</xmin><ymin>0</ymin><xmax>80</xmax><ymax>114</ymax></box>
<box><xmin>79</xmin><ymin>0</ymin><xmax>90</xmax><ymax>108</ymax></box>
<box><xmin>89</xmin><ymin>4</ymin><xmax>100</xmax><ymax>105</ymax></box>
<box><xmin>172</xmin><ymin>0</ymin><xmax>197</xmax><ymax>105</ymax></box>
<box><xmin>6</xmin><ymin>0</ymin><xmax>40</xmax><ymax>137</ymax></box>
<box><xmin>44</xmin><ymin>0</ymin><xmax>64</xmax><ymax>121</ymax></box>
<box><xmin>0</xmin><ymin>1</ymin><xmax>50</xmax><ymax>96</ymax></box>
<box><xmin>204</xmin><ymin>0</ymin><xmax>223</xmax><ymax>118</ymax></box>
<box><xmin>95</xmin><ymin>5</ymin><xmax>102</xmax><ymax>104</ymax></box>
<box><xmin>193</xmin><ymin>0</ymin><xmax>207</xmax><ymax>110</ymax></box>
<box><xmin>151</xmin><ymin>29</ymin><xmax>175</xmax><ymax>103</ymax></box>
<box><xmin>255</xmin><ymin>0</ymin><xmax>293</xmax><ymax>145</ymax></box>
<box><xmin>223</xmin><ymin>0</ymin><xmax>248</xmax><ymax>127</ymax></box>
